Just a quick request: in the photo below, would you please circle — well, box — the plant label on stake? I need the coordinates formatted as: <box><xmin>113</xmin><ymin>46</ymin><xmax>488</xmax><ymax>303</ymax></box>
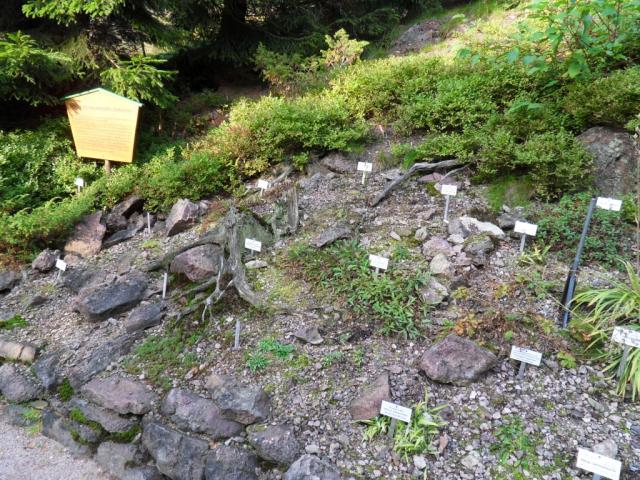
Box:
<box><xmin>440</xmin><ymin>184</ymin><xmax>457</xmax><ymax>224</ymax></box>
<box><xmin>576</xmin><ymin>448</ymin><xmax>622</xmax><ymax>480</ymax></box>
<box><xmin>162</xmin><ymin>271</ymin><xmax>168</xmax><ymax>299</ymax></box>
<box><xmin>55</xmin><ymin>259</ymin><xmax>67</xmax><ymax>282</ymax></box>
<box><xmin>146</xmin><ymin>212</ymin><xmax>151</xmax><ymax>235</ymax></box>
<box><xmin>510</xmin><ymin>346</ymin><xmax>542</xmax><ymax>380</ymax></box>
<box><xmin>74</xmin><ymin>177</ymin><xmax>85</xmax><ymax>193</ymax></box>
<box><xmin>514</xmin><ymin>221</ymin><xmax>538</xmax><ymax>253</ymax></box>
<box><xmin>257</xmin><ymin>179</ymin><xmax>270</xmax><ymax>197</ymax></box>
<box><xmin>595</xmin><ymin>197</ymin><xmax>622</xmax><ymax>212</ymax></box>
<box><xmin>611</xmin><ymin>326</ymin><xmax>640</xmax><ymax>385</ymax></box>
<box><xmin>357</xmin><ymin>162</ymin><xmax>373</xmax><ymax>185</ymax></box>
<box><xmin>234</xmin><ymin>317</ymin><xmax>241</xmax><ymax>350</ymax></box>
<box><xmin>368</xmin><ymin>254</ymin><xmax>389</xmax><ymax>275</ymax></box>
<box><xmin>244</xmin><ymin>238</ymin><xmax>262</xmax><ymax>256</ymax></box>
<box><xmin>380</xmin><ymin>400</ymin><xmax>412</xmax><ymax>439</ymax></box>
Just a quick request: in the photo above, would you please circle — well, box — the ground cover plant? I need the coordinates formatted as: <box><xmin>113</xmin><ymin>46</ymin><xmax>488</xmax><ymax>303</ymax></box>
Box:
<box><xmin>288</xmin><ymin>240</ymin><xmax>430</xmax><ymax>339</ymax></box>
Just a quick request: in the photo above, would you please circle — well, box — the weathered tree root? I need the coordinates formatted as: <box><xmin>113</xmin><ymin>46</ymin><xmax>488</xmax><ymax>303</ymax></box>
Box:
<box><xmin>146</xmin><ymin>187</ymin><xmax>300</xmax><ymax>315</ymax></box>
<box><xmin>370</xmin><ymin>159</ymin><xmax>463</xmax><ymax>206</ymax></box>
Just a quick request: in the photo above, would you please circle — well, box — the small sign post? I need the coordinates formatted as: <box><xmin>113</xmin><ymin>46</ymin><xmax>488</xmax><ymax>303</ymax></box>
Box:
<box><xmin>244</xmin><ymin>238</ymin><xmax>262</xmax><ymax>258</ymax></box>
<box><xmin>55</xmin><ymin>259</ymin><xmax>67</xmax><ymax>282</ymax></box>
<box><xmin>357</xmin><ymin>162</ymin><xmax>373</xmax><ymax>185</ymax></box>
<box><xmin>595</xmin><ymin>197</ymin><xmax>622</xmax><ymax>212</ymax></box>
<box><xmin>234</xmin><ymin>318</ymin><xmax>241</xmax><ymax>350</ymax></box>
<box><xmin>162</xmin><ymin>270</ymin><xmax>168</xmax><ymax>299</ymax></box>
<box><xmin>440</xmin><ymin>184</ymin><xmax>457</xmax><ymax>224</ymax></box>
<box><xmin>576</xmin><ymin>448</ymin><xmax>622</xmax><ymax>480</ymax></box>
<box><xmin>380</xmin><ymin>400</ymin><xmax>412</xmax><ymax>439</ymax></box>
<box><xmin>368</xmin><ymin>254</ymin><xmax>389</xmax><ymax>275</ymax></box>
<box><xmin>514</xmin><ymin>221</ymin><xmax>538</xmax><ymax>253</ymax></box>
<box><xmin>611</xmin><ymin>327</ymin><xmax>640</xmax><ymax>393</ymax></box>
<box><xmin>74</xmin><ymin>177</ymin><xmax>85</xmax><ymax>193</ymax></box>
<box><xmin>257</xmin><ymin>179</ymin><xmax>270</xmax><ymax>197</ymax></box>
<box><xmin>510</xmin><ymin>346</ymin><xmax>542</xmax><ymax>380</ymax></box>
<box><xmin>146</xmin><ymin>212</ymin><xmax>151</xmax><ymax>236</ymax></box>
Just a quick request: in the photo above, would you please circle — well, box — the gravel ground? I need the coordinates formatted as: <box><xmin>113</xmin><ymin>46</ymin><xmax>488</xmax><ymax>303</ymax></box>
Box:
<box><xmin>0</xmin><ymin>406</ymin><xmax>109</xmax><ymax>480</ymax></box>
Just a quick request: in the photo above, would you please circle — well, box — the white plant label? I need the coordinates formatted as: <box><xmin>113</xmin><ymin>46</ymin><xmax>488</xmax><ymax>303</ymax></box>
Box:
<box><xmin>576</xmin><ymin>448</ymin><xmax>621</xmax><ymax>480</ymax></box>
<box><xmin>74</xmin><ymin>177</ymin><xmax>85</xmax><ymax>188</ymax></box>
<box><xmin>357</xmin><ymin>161</ymin><xmax>373</xmax><ymax>173</ymax></box>
<box><xmin>368</xmin><ymin>254</ymin><xmax>389</xmax><ymax>271</ymax></box>
<box><xmin>612</xmin><ymin>326</ymin><xmax>640</xmax><ymax>349</ymax></box>
<box><xmin>514</xmin><ymin>221</ymin><xmax>538</xmax><ymax>237</ymax></box>
<box><xmin>55</xmin><ymin>259</ymin><xmax>67</xmax><ymax>272</ymax></box>
<box><xmin>510</xmin><ymin>346</ymin><xmax>542</xmax><ymax>367</ymax></box>
<box><xmin>244</xmin><ymin>238</ymin><xmax>262</xmax><ymax>253</ymax></box>
<box><xmin>440</xmin><ymin>184</ymin><xmax>458</xmax><ymax>196</ymax></box>
<box><xmin>596</xmin><ymin>197</ymin><xmax>622</xmax><ymax>212</ymax></box>
<box><xmin>380</xmin><ymin>400</ymin><xmax>412</xmax><ymax>423</ymax></box>
<box><xmin>257</xmin><ymin>179</ymin><xmax>270</xmax><ymax>190</ymax></box>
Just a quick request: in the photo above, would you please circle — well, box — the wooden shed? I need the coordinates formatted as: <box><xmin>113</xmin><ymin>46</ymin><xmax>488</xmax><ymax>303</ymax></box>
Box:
<box><xmin>63</xmin><ymin>88</ymin><xmax>142</xmax><ymax>164</ymax></box>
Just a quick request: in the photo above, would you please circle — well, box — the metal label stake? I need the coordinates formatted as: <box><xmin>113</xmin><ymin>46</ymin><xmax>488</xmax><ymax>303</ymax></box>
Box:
<box><xmin>234</xmin><ymin>319</ymin><xmax>241</xmax><ymax>349</ymax></box>
<box><xmin>559</xmin><ymin>197</ymin><xmax>597</xmax><ymax>328</ymax></box>
<box><xmin>443</xmin><ymin>195</ymin><xmax>451</xmax><ymax>224</ymax></box>
<box><xmin>162</xmin><ymin>271</ymin><xmax>168</xmax><ymax>299</ymax></box>
<box><xmin>146</xmin><ymin>212</ymin><xmax>151</xmax><ymax>235</ymax></box>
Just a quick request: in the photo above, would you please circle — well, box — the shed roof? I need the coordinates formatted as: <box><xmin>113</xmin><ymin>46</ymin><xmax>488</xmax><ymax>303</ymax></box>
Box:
<box><xmin>61</xmin><ymin>87</ymin><xmax>143</xmax><ymax>107</ymax></box>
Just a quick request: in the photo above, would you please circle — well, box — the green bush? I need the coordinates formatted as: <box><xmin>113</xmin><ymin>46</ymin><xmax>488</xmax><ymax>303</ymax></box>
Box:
<box><xmin>562</xmin><ymin>66</ymin><xmax>640</xmax><ymax>129</ymax></box>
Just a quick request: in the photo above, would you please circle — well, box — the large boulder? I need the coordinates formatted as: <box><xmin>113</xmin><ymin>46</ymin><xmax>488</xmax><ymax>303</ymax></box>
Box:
<box><xmin>247</xmin><ymin>424</ymin><xmax>301</xmax><ymax>466</ymax></box>
<box><xmin>166</xmin><ymin>199</ymin><xmax>200</xmax><ymax>237</ymax></box>
<box><xmin>33</xmin><ymin>351</ymin><xmax>63</xmax><ymax>390</ymax></box>
<box><xmin>448</xmin><ymin>216</ymin><xmax>505</xmax><ymax>240</ymax></box>
<box><xmin>70</xmin><ymin>397</ymin><xmax>139</xmax><ymax>433</ymax></box>
<box><xmin>204</xmin><ymin>445</ymin><xmax>259</xmax><ymax>480</ymax></box>
<box><xmin>96</xmin><ymin>442</ymin><xmax>162</xmax><ymax>480</ymax></box>
<box><xmin>64</xmin><ymin>211</ymin><xmax>106</xmax><ymax>258</ymax></box>
<box><xmin>419</xmin><ymin>335</ymin><xmax>497</xmax><ymax>386</ymax></box>
<box><xmin>125</xmin><ymin>301</ymin><xmax>166</xmax><ymax>333</ymax></box>
<box><xmin>205</xmin><ymin>374</ymin><xmax>270</xmax><ymax>425</ymax></box>
<box><xmin>321</xmin><ymin>152</ymin><xmax>352</xmax><ymax>174</ymax></box>
<box><xmin>81</xmin><ymin>376</ymin><xmax>158</xmax><ymax>415</ymax></box>
<box><xmin>68</xmin><ymin>333</ymin><xmax>141</xmax><ymax>388</ymax></box>
<box><xmin>284</xmin><ymin>455</ymin><xmax>342</xmax><ymax>480</ymax></box>
<box><xmin>62</xmin><ymin>267</ymin><xmax>109</xmax><ymax>294</ymax></box>
<box><xmin>42</xmin><ymin>410</ymin><xmax>94</xmax><ymax>457</ymax></box>
<box><xmin>0</xmin><ymin>270</ymin><xmax>20</xmax><ymax>293</ymax></box>
<box><xmin>170</xmin><ymin>244</ymin><xmax>222</xmax><ymax>282</ymax></box>
<box><xmin>75</xmin><ymin>273</ymin><xmax>147</xmax><ymax>322</ymax></box>
<box><xmin>348</xmin><ymin>373</ymin><xmax>391</xmax><ymax>421</ymax></box>
<box><xmin>162</xmin><ymin>388</ymin><xmax>243</xmax><ymax>439</ymax></box>
<box><xmin>32</xmin><ymin>249</ymin><xmax>59</xmax><ymax>272</ymax></box>
<box><xmin>106</xmin><ymin>196</ymin><xmax>144</xmax><ymax>232</ymax></box>
<box><xmin>142</xmin><ymin>420</ymin><xmax>209</xmax><ymax>480</ymax></box>
<box><xmin>0</xmin><ymin>363</ymin><xmax>42</xmax><ymax>402</ymax></box>
<box><xmin>577</xmin><ymin>126</ymin><xmax>638</xmax><ymax>196</ymax></box>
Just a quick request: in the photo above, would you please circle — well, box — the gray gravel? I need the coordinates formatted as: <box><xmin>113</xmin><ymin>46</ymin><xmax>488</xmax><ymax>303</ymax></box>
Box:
<box><xmin>0</xmin><ymin>407</ymin><xmax>109</xmax><ymax>480</ymax></box>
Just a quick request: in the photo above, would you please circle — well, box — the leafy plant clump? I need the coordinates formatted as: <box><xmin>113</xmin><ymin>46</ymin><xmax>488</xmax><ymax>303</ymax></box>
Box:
<box><xmin>0</xmin><ymin>314</ymin><xmax>28</xmax><ymax>330</ymax></box>
<box><xmin>572</xmin><ymin>261</ymin><xmax>640</xmax><ymax>399</ymax></box>
<box><xmin>246</xmin><ymin>337</ymin><xmax>296</xmax><ymax>373</ymax></box>
<box><xmin>363</xmin><ymin>395</ymin><xmax>448</xmax><ymax>460</ymax></box>
<box><xmin>57</xmin><ymin>378</ymin><xmax>74</xmax><ymax>401</ymax></box>
<box><xmin>288</xmin><ymin>240</ymin><xmax>430</xmax><ymax>339</ymax></box>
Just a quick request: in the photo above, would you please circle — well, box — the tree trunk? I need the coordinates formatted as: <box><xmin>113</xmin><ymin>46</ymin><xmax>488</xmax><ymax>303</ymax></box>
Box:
<box><xmin>219</xmin><ymin>0</ymin><xmax>248</xmax><ymax>39</ymax></box>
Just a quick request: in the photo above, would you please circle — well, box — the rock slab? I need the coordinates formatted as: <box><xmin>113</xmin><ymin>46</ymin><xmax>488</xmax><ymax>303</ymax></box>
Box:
<box><xmin>166</xmin><ymin>199</ymin><xmax>200</xmax><ymax>237</ymax></box>
<box><xmin>204</xmin><ymin>445</ymin><xmax>258</xmax><ymax>480</ymax></box>
<box><xmin>0</xmin><ymin>364</ymin><xmax>42</xmax><ymax>402</ymax></box>
<box><xmin>284</xmin><ymin>455</ymin><xmax>341</xmax><ymax>480</ymax></box>
<box><xmin>247</xmin><ymin>424</ymin><xmax>301</xmax><ymax>466</ymax></box>
<box><xmin>206</xmin><ymin>374</ymin><xmax>270</xmax><ymax>425</ymax></box>
<box><xmin>419</xmin><ymin>335</ymin><xmax>497</xmax><ymax>386</ymax></box>
<box><xmin>125</xmin><ymin>302</ymin><xmax>166</xmax><ymax>333</ymax></box>
<box><xmin>348</xmin><ymin>372</ymin><xmax>391</xmax><ymax>421</ymax></box>
<box><xmin>64</xmin><ymin>211</ymin><xmax>106</xmax><ymax>258</ymax></box>
<box><xmin>81</xmin><ymin>376</ymin><xmax>158</xmax><ymax>415</ymax></box>
<box><xmin>75</xmin><ymin>273</ymin><xmax>147</xmax><ymax>322</ymax></box>
<box><xmin>170</xmin><ymin>244</ymin><xmax>222</xmax><ymax>282</ymax></box>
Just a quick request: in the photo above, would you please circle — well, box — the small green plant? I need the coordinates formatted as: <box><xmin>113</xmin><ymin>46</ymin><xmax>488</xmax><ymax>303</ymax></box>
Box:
<box><xmin>21</xmin><ymin>407</ymin><xmax>42</xmax><ymax>424</ymax></box>
<box><xmin>503</xmin><ymin>330</ymin><xmax>514</xmax><ymax>342</ymax></box>
<box><xmin>258</xmin><ymin>338</ymin><xmax>295</xmax><ymax>359</ymax></box>
<box><xmin>321</xmin><ymin>351</ymin><xmax>345</xmax><ymax>368</ymax></box>
<box><xmin>352</xmin><ymin>346</ymin><xmax>365</xmax><ymax>367</ymax></box>
<box><xmin>0</xmin><ymin>314</ymin><xmax>28</xmax><ymax>330</ymax></box>
<box><xmin>107</xmin><ymin>424</ymin><xmax>141</xmax><ymax>443</ymax></box>
<box><xmin>518</xmin><ymin>245</ymin><xmax>551</xmax><ymax>267</ymax></box>
<box><xmin>557</xmin><ymin>351</ymin><xmax>577</xmax><ymax>369</ymax></box>
<box><xmin>57</xmin><ymin>378</ymin><xmax>74</xmax><ymax>401</ymax></box>
<box><xmin>246</xmin><ymin>352</ymin><xmax>269</xmax><ymax>373</ymax></box>
<box><xmin>69</xmin><ymin>407</ymin><xmax>102</xmax><ymax>432</ymax></box>
<box><xmin>363</xmin><ymin>395</ymin><xmax>447</xmax><ymax>460</ymax></box>
<box><xmin>141</xmin><ymin>239</ymin><xmax>160</xmax><ymax>250</ymax></box>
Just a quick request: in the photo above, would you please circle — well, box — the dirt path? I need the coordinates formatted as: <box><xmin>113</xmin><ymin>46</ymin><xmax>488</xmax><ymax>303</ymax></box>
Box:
<box><xmin>0</xmin><ymin>408</ymin><xmax>109</xmax><ymax>480</ymax></box>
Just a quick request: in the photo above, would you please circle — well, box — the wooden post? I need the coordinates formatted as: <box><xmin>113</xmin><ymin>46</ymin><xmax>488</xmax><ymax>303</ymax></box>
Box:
<box><xmin>104</xmin><ymin>159</ymin><xmax>111</xmax><ymax>174</ymax></box>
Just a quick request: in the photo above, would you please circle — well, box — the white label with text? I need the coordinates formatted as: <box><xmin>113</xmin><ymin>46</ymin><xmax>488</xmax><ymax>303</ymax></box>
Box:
<box><xmin>55</xmin><ymin>259</ymin><xmax>67</xmax><ymax>272</ymax></box>
<box><xmin>380</xmin><ymin>400</ymin><xmax>412</xmax><ymax>423</ymax></box>
<box><xmin>440</xmin><ymin>184</ymin><xmax>458</xmax><ymax>196</ymax></box>
<box><xmin>576</xmin><ymin>448</ymin><xmax>621</xmax><ymax>480</ymax></box>
<box><xmin>514</xmin><ymin>221</ymin><xmax>538</xmax><ymax>237</ymax></box>
<box><xmin>596</xmin><ymin>197</ymin><xmax>622</xmax><ymax>212</ymax></box>
<box><xmin>612</xmin><ymin>326</ymin><xmax>640</xmax><ymax>349</ymax></box>
<box><xmin>74</xmin><ymin>177</ymin><xmax>85</xmax><ymax>188</ymax></box>
<box><xmin>257</xmin><ymin>179</ymin><xmax>270</xmax><ymax>190</ymax></box>
<box><xmin>369</xmin><ymin>254</ymin><xmax>389</xmax><ymax>271</ymax></box>
<box><xmin>244</xmin><ymin>238</ymin><xmax>262</xmax><ymax>252</ymax></box>
<box><xmin>510</xmin><ymin>346</ymin><xmax>542</xmax><ymax>366</ymax></box>
<box><xmin>357</xmin><ymin>162</ymin><xmax>373</xmax><ymax>173</ymax></box>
